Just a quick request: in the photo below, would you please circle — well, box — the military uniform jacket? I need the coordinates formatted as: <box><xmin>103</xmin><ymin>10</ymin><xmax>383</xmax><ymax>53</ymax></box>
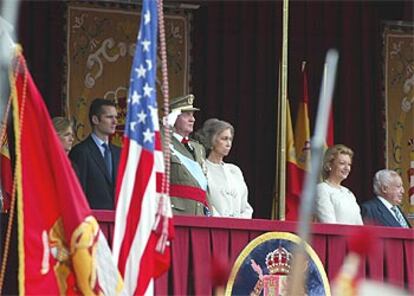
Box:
<box><xmin>169</xmin><ymin>135</ymin><xmax>208</xmax><ymax>216</ymax></box>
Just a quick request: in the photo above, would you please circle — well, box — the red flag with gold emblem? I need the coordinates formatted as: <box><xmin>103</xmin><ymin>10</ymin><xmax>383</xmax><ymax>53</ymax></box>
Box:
<box><xmin>10</xmin><ymin>51</ymin><xmax>122</xmax><ymax>295</ymax></box>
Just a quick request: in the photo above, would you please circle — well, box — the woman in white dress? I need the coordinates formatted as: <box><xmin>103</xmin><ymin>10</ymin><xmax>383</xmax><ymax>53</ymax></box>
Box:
<box><xmin>195</xmin><ymin>118</ymin><xmax>253</xmax><ymax>218</ymax></box>
<box><xmin>315</xmin><ymin>144</ymin><xmax>363</xmax><ymax>225</ymax></box>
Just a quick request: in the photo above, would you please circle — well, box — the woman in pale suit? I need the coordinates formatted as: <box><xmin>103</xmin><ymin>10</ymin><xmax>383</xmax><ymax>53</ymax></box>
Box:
<box><xmin>315</xmin><ymin>144</ymin><xmax>363</xmax><ymax>225</ymax></box>
<box><xmin>195</xmin><ymin>118</ymin><xmax>253</xmax><ymax>218</ymax></box>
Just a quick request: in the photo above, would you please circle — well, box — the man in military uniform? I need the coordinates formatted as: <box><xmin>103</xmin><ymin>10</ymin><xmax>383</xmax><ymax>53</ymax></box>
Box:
<box><xmin>167</xmin><ymin>94</ymin><xmax>209</xmax><ymax>216</ymax></box>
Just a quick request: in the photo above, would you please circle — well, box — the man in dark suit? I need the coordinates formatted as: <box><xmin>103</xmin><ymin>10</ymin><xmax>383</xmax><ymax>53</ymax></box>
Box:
<box><xmin>361</xmin><ymin>169</ymin><xmax>411</xmax><ymax>228</ymax></box>
<box><xmin>70</xmin><ymin>98</ymin><xmax>120</xmax><ymax>209</ymax></box>
<box><xmin>166</xmin><ymin>94</ymin><xmax>209</xmax><ymax>216</ymax></box>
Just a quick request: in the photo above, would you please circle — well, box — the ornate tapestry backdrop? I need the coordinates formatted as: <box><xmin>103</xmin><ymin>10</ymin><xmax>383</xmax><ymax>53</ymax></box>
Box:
<box><xmin>66</xmin><ymin>3</ymin><xmax>190</xmax><ymax>146</ymax></box>
<box><xmin>384</xmin><ymin>23</ymin><xmax>414</xmax><ymax>220</ymax></box>
<box><xmin>17</xmin><ymin>1</ymin><xmax>413</xmax><ymax>218</ymax></box>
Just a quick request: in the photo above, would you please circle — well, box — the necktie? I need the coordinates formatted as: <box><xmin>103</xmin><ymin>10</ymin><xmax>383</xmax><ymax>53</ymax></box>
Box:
<box><xmin>391</xmin><ymin>206</ymin><xmax>409</xmax><ymax>228</ymax></box>
<box><xmin>181</xmin><ymin>138</ymin><xmax>195</xmax><ymax>159</ymax></box>
<box><xmin>102</xmin><ymin>143</ymin><xmax>113</xmax><ymax>179</ymax></box>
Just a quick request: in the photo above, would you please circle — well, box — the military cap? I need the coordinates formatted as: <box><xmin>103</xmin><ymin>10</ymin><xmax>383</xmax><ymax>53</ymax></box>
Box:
<box><xmin>169</xmin><ymin>94</ymin><xmax>200</xmax><ymax>113</ymax></box>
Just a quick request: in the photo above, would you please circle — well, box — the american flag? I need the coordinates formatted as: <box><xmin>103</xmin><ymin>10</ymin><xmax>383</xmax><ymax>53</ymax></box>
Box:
<box><xmin>112</xmin><ymin>0</ymin><xmax>172</xmax><ymax>294</ymax></box>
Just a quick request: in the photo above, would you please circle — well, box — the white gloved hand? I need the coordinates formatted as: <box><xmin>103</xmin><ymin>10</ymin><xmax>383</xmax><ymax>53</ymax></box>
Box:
<box><xmin>165</xmin><ymin>109</ymin><xmax>182</xmax><ymax>127</ymax></box>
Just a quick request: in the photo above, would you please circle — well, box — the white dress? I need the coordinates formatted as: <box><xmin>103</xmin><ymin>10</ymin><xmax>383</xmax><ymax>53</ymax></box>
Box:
<box><xmin>206</xmin><ymin>160</ymin><xmax>253</xmax><ymax>218</ymax></box>
<box><xmin>315</xmin><ymin>182</ymin><xmax>363</xmax><ymax>225</ymax></box>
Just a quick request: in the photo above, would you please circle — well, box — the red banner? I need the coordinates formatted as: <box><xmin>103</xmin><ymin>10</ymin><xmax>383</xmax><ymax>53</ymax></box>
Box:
<box><xmin>11</xmin><ymin>51</ymin><xmax>121</xmax><ymax>294</ymax></box>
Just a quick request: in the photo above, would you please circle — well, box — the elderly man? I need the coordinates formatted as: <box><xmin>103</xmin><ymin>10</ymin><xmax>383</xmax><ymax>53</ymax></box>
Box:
<box><xmin>167</xmin><ymin>94</ymin><xmax>209</xmax><ymax>216</ymax></box>
<box><xmin>361</xmin><ymin>169</ymin><xmax>411</xmax><ymax>228</ymax></box>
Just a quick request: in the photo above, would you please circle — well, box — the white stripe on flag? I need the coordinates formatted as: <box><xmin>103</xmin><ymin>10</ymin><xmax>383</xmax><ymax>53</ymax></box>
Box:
<box><xmin>112</xmin><ymin>142</ymin><xmax>142</xmax><ymax>265</ymax></box>
<box><xmin>154</xmin><ymin>150</ymin><xmax>164</xmax><ymax>173</ymax></box>
<box><xmin>123</xmin><ymin>162</ymin><xmax>157</xmax><ymax>293</ymax></box>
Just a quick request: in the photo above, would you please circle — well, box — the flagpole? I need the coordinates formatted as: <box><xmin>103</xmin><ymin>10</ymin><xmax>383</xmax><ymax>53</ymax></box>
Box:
<box><xmin>323</xmin><ymin>62</ymin><xmax>327</xmax><ymax>107</ymax></box>
<box><xmin>156</xmin><ymin>0</ymin><xmax>171</xmax><ymax>254</ymax></box>
<box><xmin>157</xmin><ymin>0</ymin><xmax>170</xmax><ymax>197</ymax></box>
<box><xmin>272</xmin><ymin>64</ymin><xmax>282</xmax><ymax>219</ymax></box>
<box><xmin>275</xmin><ymin>0</ymin><xmax>289</xmax><ymax>220</ymax></box>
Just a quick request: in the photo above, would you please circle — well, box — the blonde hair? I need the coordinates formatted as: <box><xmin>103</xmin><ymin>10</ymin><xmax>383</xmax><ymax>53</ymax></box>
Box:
<box><xmin>321</xmin><ymin>144</ymin><xmax>353</xmax><ymax>180</ymax></box>
<box><xmin>52</xmin><ymin>117</ymin><xmax>73</xmax><ymax>136</ymax></box>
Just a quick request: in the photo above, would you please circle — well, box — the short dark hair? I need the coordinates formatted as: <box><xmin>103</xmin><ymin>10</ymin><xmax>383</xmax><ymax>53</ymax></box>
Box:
<box><xmin>88</xmin><ymin>98</ymin><xmax>116</xmax><ymax>126</ymax></box>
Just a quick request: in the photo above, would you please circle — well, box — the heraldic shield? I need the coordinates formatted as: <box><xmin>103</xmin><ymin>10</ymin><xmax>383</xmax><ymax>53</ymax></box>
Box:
<box><xmin>225</xmin><ymin>232</ymin><xmax>330</xmax><ymax>296</ymax></box>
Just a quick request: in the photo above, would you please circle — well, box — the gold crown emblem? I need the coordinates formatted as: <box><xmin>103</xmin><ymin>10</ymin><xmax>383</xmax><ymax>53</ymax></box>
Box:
<box><xmin>265</xmin><ymin>246</ymin><xmax>292</xmax><ymax>275</ymax></box>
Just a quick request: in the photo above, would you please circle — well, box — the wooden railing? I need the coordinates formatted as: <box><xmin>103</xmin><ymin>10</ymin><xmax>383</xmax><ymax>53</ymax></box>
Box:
<box><xmin>94</xmin><ymin>211</ymin><xmax>414</xmax><ymax>295</ymax></box>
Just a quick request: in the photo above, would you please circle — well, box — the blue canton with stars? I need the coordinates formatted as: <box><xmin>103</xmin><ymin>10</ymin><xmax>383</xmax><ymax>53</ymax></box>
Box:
<box><xmin>125</xmin><ymin>0</ymin><xmax>158</xmax><ymax>151</ymax></box>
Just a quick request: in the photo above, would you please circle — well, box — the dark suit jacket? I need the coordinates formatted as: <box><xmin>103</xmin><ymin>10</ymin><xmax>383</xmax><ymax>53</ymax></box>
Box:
<box><xmin>361</xmin><ymin>197</ymin><xmax>411</xmax><ymax>228</ymax></box>
<box><xmin>69</xmin><ymin>135</ymin><xmax>120</xmax><ymax>209</ymax></box>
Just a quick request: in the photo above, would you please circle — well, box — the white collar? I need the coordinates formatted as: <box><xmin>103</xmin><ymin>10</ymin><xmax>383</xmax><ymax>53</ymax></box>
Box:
<box><xmin>377</xmin><ymin>195</ymin><xmax>394</xmax><ymax>211</ymax></box>
<box><xmin>173</xmin><ymin>133</ymin><xmax>190</xmax><ymax>143</ymax></box>
<box><xmin>91</xmin><ymin>132</ymin><xmax>108</xmax><ymax>146</ymax></box>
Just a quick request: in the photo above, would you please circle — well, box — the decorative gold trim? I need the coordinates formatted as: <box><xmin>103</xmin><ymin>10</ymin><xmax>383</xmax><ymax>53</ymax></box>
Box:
<box><xmin>10</xmin><ymin>49</ymin><xmax>27</xmax><ymax>296</ymax></box>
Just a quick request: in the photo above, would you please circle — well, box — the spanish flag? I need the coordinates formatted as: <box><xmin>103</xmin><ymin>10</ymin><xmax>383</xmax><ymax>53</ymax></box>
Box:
<box><xmin>286</xmin><ymin>63</ymin><xmax>333</xmax><ymax>220</ymax></box>
<box><xmin>286</xmin><ymin>64</ymin><xmax>311</xmax><ymax>220</ymax></box>
<box><xmin>294</xmin><ymin>63</ymin><xmax>311</xmax><ymax>173</ymax></box>
<box><xmin>285</xmin><ymin>100</ymin><xmax>302</xmax><ymax>220</ymax></box>
<box><xmin>10</xmin><ymin>50</ymin><xmax>122</xmax><ymax>295</ymax></box>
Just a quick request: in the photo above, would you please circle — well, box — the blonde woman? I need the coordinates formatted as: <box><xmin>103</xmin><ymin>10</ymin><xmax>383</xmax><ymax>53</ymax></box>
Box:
<box><xmin>196</xmin><ymin>118</ymin><xmax>253</xmax><ymax>218</ymax></box>
<box><xmin>315</xmin><ymin>144</ymin><xmax>363</xmax><ymax>225</ymax></box>
<box><xmin>52</xmin><ymin>117</ymin><xmax>74</xmax><ymax>154</ymax></box>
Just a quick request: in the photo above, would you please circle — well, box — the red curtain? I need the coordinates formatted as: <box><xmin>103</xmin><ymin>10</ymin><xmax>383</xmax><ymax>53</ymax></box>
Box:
<box><xmin>192</xmin><ymin>1</ymin><xmax>281</xmax><ymax>219</ymax></box>
<box><xmin>190</xmin><ymin>0</ymin><xmax>413</xmax><ymax>217</ymax></box>
<box><xmin>17</xmin><ymin>1</ymin><xmax>413</xmax><ymax>218</ymax></box>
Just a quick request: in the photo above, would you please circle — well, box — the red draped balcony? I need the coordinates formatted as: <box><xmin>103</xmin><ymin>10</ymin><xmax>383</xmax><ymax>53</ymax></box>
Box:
<box><xmin>94</xmin><ymin>211</ymin><xmax>414</xmax><ymax>295</ymax></box>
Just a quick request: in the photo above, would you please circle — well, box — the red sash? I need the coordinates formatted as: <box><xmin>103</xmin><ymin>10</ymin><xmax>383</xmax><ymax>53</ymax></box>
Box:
<box><xmin>170</xmin><ymin>184</ymin><xmax>208</xmax><ymax>206</ymax></box>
